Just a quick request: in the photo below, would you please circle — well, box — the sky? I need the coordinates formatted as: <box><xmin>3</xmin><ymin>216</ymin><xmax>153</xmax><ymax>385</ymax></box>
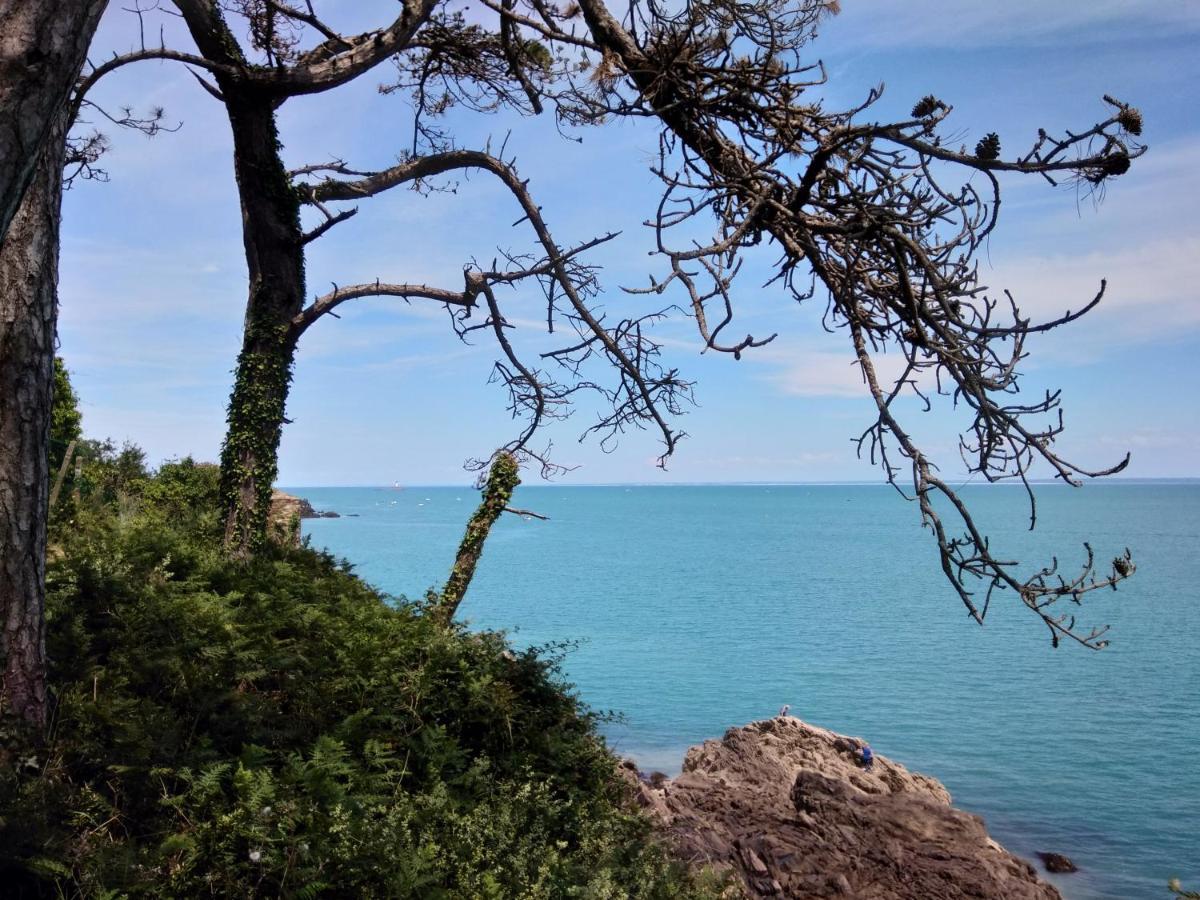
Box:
<box><xmin>57</xmin><ymin>1</ymin><xmax>1200</xmax><ymax>486</ymax></box>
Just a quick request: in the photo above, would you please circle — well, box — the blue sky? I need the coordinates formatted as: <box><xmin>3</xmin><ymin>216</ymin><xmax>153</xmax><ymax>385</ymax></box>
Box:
<box><xmin>58</xmin><ymin>1</ymin><xmax>1200</xmax><ymax>485</ymax></box>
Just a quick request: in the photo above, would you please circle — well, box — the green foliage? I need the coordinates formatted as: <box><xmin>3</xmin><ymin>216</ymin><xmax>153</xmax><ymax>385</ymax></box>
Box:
<box><xmin>51</xmin><ymin>439</ymin><xmax>157</xmax><ymax>528</ymax></box>
<box><xmin>3</xmin><ymin>457</ymin><xmax>727</xmax><ymax>898</ymax></box>
<box><xmin>521</xmin><ymin>38</ymin><xmax>554</xmax><ymax>72</ymax></box>
<box><xmin>50</xmin><ymin>357</ymin><xmax>83</xmax><ymax>474</ymax></box>
<box><xmin>78</xmin><ymin>439</ymin><xmax>149</xmax><ymax>495</ymax></box>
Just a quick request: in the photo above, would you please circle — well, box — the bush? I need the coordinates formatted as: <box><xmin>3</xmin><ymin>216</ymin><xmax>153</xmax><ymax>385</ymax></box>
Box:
<box><xmin>2</xmin><ymin>458</ymin><xmax>729</xmax><ymax>898</ymax></box>
<box><xmin>49</xmin><ymin>358</ymin><xmax>82</xmax><ymax>475</ymax></box>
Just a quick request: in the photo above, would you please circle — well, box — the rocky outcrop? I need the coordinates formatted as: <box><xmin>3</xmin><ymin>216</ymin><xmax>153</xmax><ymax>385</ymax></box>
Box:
<box><xmin>268</xmin><ymin>490</ymin><xmax>321</xmax><ymax>546</ymax></box>
<box><xmin>624</xmin><ymin>717</ymin><xmax>1059</xmax><ymax>899</ymax></box>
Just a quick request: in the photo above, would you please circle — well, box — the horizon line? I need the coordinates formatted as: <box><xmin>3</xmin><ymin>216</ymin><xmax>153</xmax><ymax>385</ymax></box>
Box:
<box><xmin>281</xmin><ymin>476</ymin><xmax>1200</xmax><ymax>489</ymax></box>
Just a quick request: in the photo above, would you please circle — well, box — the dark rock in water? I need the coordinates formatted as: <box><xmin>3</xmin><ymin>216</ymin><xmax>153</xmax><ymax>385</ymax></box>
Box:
<box><xmin>315</xmin><ymin>510</ymin><xmax>340</xmax><ymax>518</ymax></box>
<box><xmin>623</xmin><ymin>717</ymin><xmax>1062</xmax><ymax>899</ymax></box>
<box><xmin>1037</xmin><ymin>852</ymin><xmax>1078</xmax><ymax>874</ymax></box>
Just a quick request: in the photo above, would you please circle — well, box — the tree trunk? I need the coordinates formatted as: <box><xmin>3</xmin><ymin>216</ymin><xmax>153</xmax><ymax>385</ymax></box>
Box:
<box><xmin>439</xmin><ymin>453</ymin><xmax>520</xmax><ymax>624</ymax></box>
<box><xmin>174</xmin><ymin>4</ymin><xmax>309</xmax><ymax>557</ymax></box>
<box><xmin>0</xmin><ymin>0</ymin><xmax>106</xmax><ymax>242</ymax></box>
<box><xmin>216</xmin><ymin>91</ymin><xmax>306</xmax><ymax>558</ymax></box>
<box><xmin>0</xmin><ymin>115</ymin><xmax>67</xmax><ymax>730</ymax></box>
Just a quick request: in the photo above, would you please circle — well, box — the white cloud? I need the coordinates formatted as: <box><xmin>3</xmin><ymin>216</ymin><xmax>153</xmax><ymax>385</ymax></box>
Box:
<box><xmin>748</xmin><ymin>220</ymin><xmax>1200</xmax><ymax>397</ymax></box>
<box><xmin>826</xmin><ymin>0</ymin><xmax>1200</xmax><ymax>49</ymax></box>
<box><xmin>978</xmin><ymin>136</ymin><xmax>1200</xmax><ymax>349</ymax></box>
<box><xmin>309</xmin><ymin>346</ymin><xmax>485</xmax><ymax>374</ymax></box>
<box><xmin>1095</xmin><ymin>428</ymin><xmax>1198</xmax><ymax>452</ymax></box>
<box><xmin>986</xmin><ymin>236</ymin><xmax>1200</xmax><ymax>342</ymax></box>
<box><xmin>753</xmin><ymin>342</ymin><xmax>916</xmax><ymax>399</ymax></box>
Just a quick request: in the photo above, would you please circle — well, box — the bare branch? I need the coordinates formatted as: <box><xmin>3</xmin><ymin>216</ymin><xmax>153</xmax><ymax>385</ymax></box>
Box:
<box><xmin>292</xmin><ymin>278</ymin><xmax>478</xmax><ymax>337</ymax></box>
<box><xmin>173</xmin><ymin>0</ymin><xmax>441</xmax><ymax>97</ymax></box>
<box><xmin>299</xmin><ymin>203</ymin><xmax>357</xmax><ymax>245</ymax></box>
<box><xmin>71</xmin><ymin>47</ymin><xmax>236</xmax><ymax>125</ymax></box>
<box><xmin>563</xmin><ymin>0</ymin><xmax>1142</xmax><ymax>645</ymax></box>
<box><xmin>504</xmin><ymin>505</ymin><xmax>549</xmax><ymax>520</ymax></box>
<box><xmin>298</xmin><ymin>147</ymin><xmax>688</xmax><ymax>464</ymax></box>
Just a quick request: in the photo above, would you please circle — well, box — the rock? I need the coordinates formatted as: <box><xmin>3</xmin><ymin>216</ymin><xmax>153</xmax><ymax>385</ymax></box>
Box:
<box><xmin>629</xmin><ymin>717</ymin><xmax>1061</xmax><ymax>899</ymax></box>
<box><xmin>268</xmin><ymin>491</ymin><xmax>318</xmax><ymax>546</ymax></box>
<box><xmin>828</xmin><ymin>873</ymin><xmax>853</xmax><ymax>895</ymax></box>
<box><xmin>1036</xmin><ymin>852</ymin><xmax>1078</xmax><ymax>874</ymax></box>
<box><xmin>742</xmin><ymin>846</ymin><xmax>770</xmax><ymax>875</ymax></box>
<box><xmin>270</xmin><ymin>490</ymin><xmax>316</xmax><ymax>518</ymax></box>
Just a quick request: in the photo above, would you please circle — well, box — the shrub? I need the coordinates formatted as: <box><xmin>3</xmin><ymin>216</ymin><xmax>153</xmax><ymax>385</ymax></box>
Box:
<box><xmin>2</xmin><ymin>458</ymin><xmax>728</xmax><ymax>898</ymax></box>
<box><xmin>49</xmin><ymin>358</ymin><xmax>83</xmax><ymax>475</ymax></box>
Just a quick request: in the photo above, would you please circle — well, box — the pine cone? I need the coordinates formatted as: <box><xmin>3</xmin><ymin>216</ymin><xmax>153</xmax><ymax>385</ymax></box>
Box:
<box><xmin>911</xmin><ymin>95</ymin><xmax>944</xmax><ymax>118</ymax></box>
<box><xmin>974</xmin><ymin>132</ymin><xmax>1001</xmax><ymax>161</ymax></box>
<box><xmin>1101</xmin><ymin>152</ymin><xmax>1131</xmax><ymax>177</ymax></box>
<box><xmin>1117</xmin><ymin>106</ymin><xmax>1143</xmax><ymax>136</ymax></box>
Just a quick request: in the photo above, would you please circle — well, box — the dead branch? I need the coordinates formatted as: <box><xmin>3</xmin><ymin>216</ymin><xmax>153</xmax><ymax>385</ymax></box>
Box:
<box><xmin>504</xmin><ymin>506</ymin><xmax>549</xmax><ymax>520</ymax></box>
<box><xmin>296</xmin><ymin>147</ymin><xmax>687</xmax><ymax>468</ymax></box>
<box><xmin>555</xmin><ymin>0</ymin><xmax>1143</xmax><ymax>646</ymax></box>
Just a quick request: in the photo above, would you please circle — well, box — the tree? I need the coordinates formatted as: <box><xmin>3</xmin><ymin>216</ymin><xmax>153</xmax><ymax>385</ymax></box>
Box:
<box><xmin>1</xmin><ymin>1</ymin><xmax>171</xmax><ymax>728</ymax></box>
<box><xmin>0</xmin><ymin>111</ymin><xmax>69</xmax><ymax>729</ymax></box>
<box><xmin>148</xmin><ymin>0</ymin><xmax>651</xmax><ymax>558</ymax></box>
<box><xmin>0</xmin><ymin>0</ymin><xmax>108</xmax><ymax>243</ymax></box>
<box><xmin>49</xmin><ymin>357</ymin><xmax>82</xmax><ymax>475</ymax></box>
<box><xmin>464</xmin><ymin>4</ymin><xmax>1128</xmax><ymax>646</ymax></box>
<box><xmin>439</xmin><ymin>451</ymin><xmax>522</xmax><ymax>623</ymax></box>
<box><xmin>561</xmin><ymin>0</ymin><xmax>1142</xmax><ymax>647</ymax></box>
<box><xmin>143</xmin><ymin>1</ymin><xmax>1135</xmax><ymax>642</ymax></box>
<box><xmin>166</xmin><ymin>0</ymin><xmax>450</xmax><ymax>557</ymax></box>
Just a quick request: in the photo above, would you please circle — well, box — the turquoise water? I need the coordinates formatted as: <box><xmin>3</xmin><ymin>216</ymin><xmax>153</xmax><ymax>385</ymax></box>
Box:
<box><xmin>294</xmin><ymin>482</ymin><xmax>1200</xmax><ymax>900</ymax></box>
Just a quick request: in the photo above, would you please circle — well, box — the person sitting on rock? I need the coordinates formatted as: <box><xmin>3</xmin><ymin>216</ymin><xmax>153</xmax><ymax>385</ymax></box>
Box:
<box><xmin>778</xmin><ymin>704</ymin><xmax>790</xmax><ymax>718</ymax></box>
<box><xmin>856</xmin><ymin>742</ymin><xmax>874</xmax><ymax>772</ymax></box>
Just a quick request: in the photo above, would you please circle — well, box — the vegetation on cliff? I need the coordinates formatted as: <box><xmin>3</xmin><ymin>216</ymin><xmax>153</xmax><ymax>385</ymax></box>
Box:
<box><xmin>0</xmin><ymin>425</ymin><xmax>726</xmax><ymax>897</ymax></box>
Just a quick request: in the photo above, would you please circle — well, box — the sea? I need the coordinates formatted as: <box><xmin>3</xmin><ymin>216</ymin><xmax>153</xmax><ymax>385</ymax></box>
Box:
<box><xmin>290</xmin><ymin>481</ymin><xmax>1200</xmax><ymax>900</ymax></box>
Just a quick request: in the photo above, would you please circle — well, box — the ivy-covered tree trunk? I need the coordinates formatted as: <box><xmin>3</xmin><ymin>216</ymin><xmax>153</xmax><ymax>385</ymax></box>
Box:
<box><xmin>215</xmin><ymin>91</ymin><xmax>305</xmax><ymax>558</ymax></box>
<box><xmin>0</xmin><ymin>115</ymin><xmax>67</xmax><ymax>729</ymax></box>
<box><xmin>439</xmin><ymin>453</ymin><xmax>521</xmax><ymax>624</ymax></box>
<box><xmin>175</xmin><ymin>3</ymin><xmax>309</xmax><ymax>558</ymax></box>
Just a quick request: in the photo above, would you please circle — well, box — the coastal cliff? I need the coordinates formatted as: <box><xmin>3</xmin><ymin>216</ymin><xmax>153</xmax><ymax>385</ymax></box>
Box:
<box><xmin>625</xmin><ymin>717</ymin><xmax>1059</xmax><ymax>899</ymax></box>
<box><xmin>268</xmin><ymin>490</ymin><xmax>340</xmax><ymax>545</ymax></box>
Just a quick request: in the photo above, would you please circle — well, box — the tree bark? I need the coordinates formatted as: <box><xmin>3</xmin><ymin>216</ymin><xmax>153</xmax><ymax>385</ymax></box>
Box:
<box><xmin>216</xmin><ymin>91</ymin><xmax>306</xmax><ymax>558</ymax></box>
<box><xmin>0</xmin><ymin>0</ymin><xmax>107</xmax><ymax>243</ymax></box>
<box><xmin>0</xmin><ymin>115</ymin><xmax>67</xmax><ymax>729</ymax></box>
